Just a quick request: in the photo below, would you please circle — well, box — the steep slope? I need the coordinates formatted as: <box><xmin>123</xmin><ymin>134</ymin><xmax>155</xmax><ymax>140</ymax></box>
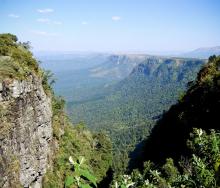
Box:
<box><xmin>0</xmin><ymin>34</ymin><xmax>112</xmax><ymax>188</ymax></box>
<box><xmin>143</xmin><ymin>55</ymin><xmax>220</xmax><ymax>164</ymax></box>
<box><xmin>43</xmin><ymin>99</ymin><xmax>113</xmax><ymax>187</ymax></box>
<box><xmin>69</xmin><ymin>57</ymin><xmax>205</xmax><ymax>130</ymax></box>
<box><xmin>89</xmin><ymin>54</ymin><xmax>147</xmax><ymax>79</ymax></box>
<box><xmin>0</xmin><ymin>74</ymin><xmax>52</xmax><ymax>187</ymax></box>
<box><xmin>67</xmin><ymin>56</ymin><xmax>205</xmax><ymax>172</ymax></box>
<box><xmin>39</xmin><ymin>53</ymin><xmax>147</xmax><ymax>101</ymax></box>
<box><xmin>113</xmin><ymin>55</ymin><xmax>220</xmax><ymax>188</ymax></box>
<box><xmin>0</xmin><ymin>34</ymin><xmax>53</xmax><ymax>187</ymax></box>
<box><xmin>38</xmin><ymin>53</ymin><xmax>111</xmax><ymax>101</ymax></box>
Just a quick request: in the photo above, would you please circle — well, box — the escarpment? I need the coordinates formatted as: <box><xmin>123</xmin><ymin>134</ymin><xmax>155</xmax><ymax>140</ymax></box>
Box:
<box><xmin>0</xmin><ymin>34</ymin><xmax>113</xmax><ymax>188</ymax></box>
<box><xmin>0</xmin><ymin>75</ymin><xmax>53</xmax><ymax>188</ymax></box>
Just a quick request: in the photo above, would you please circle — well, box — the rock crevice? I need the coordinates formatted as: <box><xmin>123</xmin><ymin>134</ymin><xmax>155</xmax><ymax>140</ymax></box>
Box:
<box><xmin>0</xmin><ymin>75</ymin><xmax>52</xmax><ymax>188</ymax></box>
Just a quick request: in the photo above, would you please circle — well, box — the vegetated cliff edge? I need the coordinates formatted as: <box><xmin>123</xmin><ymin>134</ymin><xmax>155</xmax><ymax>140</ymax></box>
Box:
<box><xmin>0</xmin><ymin>33</ymin><xmax>54</xmax><ymax>187</ymax></box>
<box><xmin>112</xmin><ymin>55</ymin><xmax>220</xmax><ymax>188</ymax></box>
<box><xmin>142</xmin><ymin>55</ymin><xmax>220</xmax><ymax>164</ymax></box>
<box><xmin>0</xmin><ymin>34</ymin><xmax>112</xmax><ymax>188</ymax></box>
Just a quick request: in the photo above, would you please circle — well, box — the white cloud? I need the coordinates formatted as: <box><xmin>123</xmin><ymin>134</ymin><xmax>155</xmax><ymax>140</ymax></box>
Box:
<box><xmin>8</xmin><ymin>14</ymin><xmax>20</xmax><ymax>18</ymax></box>
<box><xmin>53</xmin><ymin>21</ymin><xmax>62</xmax><ymax>25</ymax></box>
<box><xmin>36</xmin><ymin>18</ymin><xmax>62</xmax><ymax>25</ymax></box>
<box><xmin>37</xmin><ymin>18</ymin><xmax>50</xmax><ymax>23</ymax></box>
<box><xmin>112</xmin><ymin>16</ymin><xmax>121</xmax><ymax>21</ymax></box>
<box><xmin>31</xmin><ymin>30</ymin><xmax>58</xmax><ymax>36</ymax></box>
<box><xmin>37</xmin><ymin>8</ymin><xmax>54</xmax><ymax>13</ymax></box>
<box><xmin>81</xmin><ymin>21</ymin><xmax>88</xmax><ymax>25</ymax></box>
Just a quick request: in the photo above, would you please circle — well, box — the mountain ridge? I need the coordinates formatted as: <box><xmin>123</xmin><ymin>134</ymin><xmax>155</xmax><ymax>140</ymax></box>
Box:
<box><xmin>67</xmin><ymin>56</ymin><xmax>206</xmax><ymax>172</ymax></box>
<box><xmin>182</xmin><ymin>46</ymin><xmax>220</xmax><ymax>59</ymax></box>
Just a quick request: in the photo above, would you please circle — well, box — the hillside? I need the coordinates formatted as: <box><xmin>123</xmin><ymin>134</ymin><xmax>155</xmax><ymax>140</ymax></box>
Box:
<box><xmin>67</xmin><ymin>56</ymin><xmax>206</xmax><ymax>172</ymax></box>
<box><xmin>39</xmin><ymin>54</ymin><xmax>144</xmax><ymax>101</ymax></box>
<box><xmin>89</xmin><ymin>54</ymin><xmax>146</xmax><ymax>79</ymax></box>
<box><xmin>113</xmin><ymin>55</ymin><xmax>220</xmax><ymax>187</ymax></box>
<box><xmin>143</xmin><ymin>55</ymin><xmax>220</xmax><ymax>164</ymax></box>
<box><xmin>0</xmin><ymin>34</ymin><xmax>112</xmax><ymax>188</ymax></box>
<box><xmin>1</xmin><ymin>33</ymin><xmax>220</xmax><ymax>188</ymax></box>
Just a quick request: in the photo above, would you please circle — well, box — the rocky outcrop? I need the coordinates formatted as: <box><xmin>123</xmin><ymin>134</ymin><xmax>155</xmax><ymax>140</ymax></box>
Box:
<box><xmin>0</xmin><ymin>75</ymin><xmax>52</xmax><ymax>188</ymax></box>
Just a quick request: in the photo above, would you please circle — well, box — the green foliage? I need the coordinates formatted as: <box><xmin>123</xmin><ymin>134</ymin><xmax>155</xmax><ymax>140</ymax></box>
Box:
<box><xmin>52</xmin><ymin>96</ymin><xmax>65</xmax><ymax>116</ymax></box>
<box><xmin>51</xmin><ymin>96</ymin><xmax>66</xmax><ymax>140</ymax></box>
<box><xmin>0</xmin><ymin>33</ymin><xmax>113</xmax><ymax>187</ymax></box>
<box><xmin>67</xmin><ymin>57</ymin><xmax>205</xmax><ymax>173</ymax></box>
<box><xmin>197</xmin><ymin>55</ymin><xmax>220</xmax><ymax>86</ymax></box>
<box><xmin>65</xmin><ymin>156</ymin><xmax>97</xmax><ymax>188</ymax></box>
<box><xmin>65</xmin><ymin>176</ymin><xmax>75</xmax><ymax>187</ymax></box>
<box><xmin>0</xmin><ymin>33</ymin><xmax>41</xmax><ymax>80</ymax></box>
<box><xmin>112</xmin><ymin>56</ymin><xmax>220</xmax><ymax>187</ymax></box>
<box><xmin>43</xmin><ymin>121</ymin><xmax>112</xmax><ymax>187</ymax></box>
<box><xmin>0</xmin><ymin>33</ymin><xmax>54</xmax><ymax>97</ymax></box>
<box><xmin>113</xmin><ymin>128</ymin><xmax>220</xmax><ymax>187</ymax></box>
<box><xmin>0</xmin><ymin>57</ymin><xmax>26</xmax><ymax>80</ymax></box>
<box><xmin>162</xmin><ymin>158</ymin><xmax>179</xmax><ymax>183</ymax></box>
<box><xmin>141</xmin><ymin>55</ymin><xmax>220</xmax><ymax>168</ymax></box>
<box><xmin>0</xmin><ymin>33</ymin><xmax>17</xmax><ymax>56</ymax></box>
<box><xmin>186</xmin><ymin>129</ymin><xmax>220</xmax><ymax>186</ymax></box>
<box><xmin>43</xmin><ymin>91</ymin><xmax>112</xmax><ymax>188</ymax></box>
<box><xmin>42</xmin><ymin>70</ymin><xmax>56</xmax><ymax>94</ymax></box>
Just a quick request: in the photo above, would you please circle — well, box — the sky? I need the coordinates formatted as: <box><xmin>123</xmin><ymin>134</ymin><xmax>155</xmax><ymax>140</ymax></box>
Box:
<box><xmin>0</xmin><ymin>0</ymin><xmax>220</xmax><ymax>53</ymax></box>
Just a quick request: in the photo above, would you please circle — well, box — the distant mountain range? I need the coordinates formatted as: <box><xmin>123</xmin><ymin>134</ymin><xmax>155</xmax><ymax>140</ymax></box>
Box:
<box><xmin>89</xmin><ymin>54</ymin><xmax>147</xmax><ymax>79</ymax></box>
<box><xmin>37</xmin><ymin>47</ymin><xmax>219</xmax><ymax>102</ymax></box>
<box><xmin>182</xmin><ymin>46</ymin><xmax>220</xmax><ymax>59</ymax></box>
<box><xmin>38</xmin><ymin>51</ymin><xmax>209</xmax><ymax>171</ymax></box>
<box><xmin>68</xmin><ymin>56</ymin><xmax>206</xmax><ymax>132</ymax></box>
<box><xmin>39</xmin><ymin>54</ymin><xmax>150</xmax><ymax>101</ymax></box>
<box><xmin>35</xmin><ymin>48</ymin><xmax>219</xmax><ymax>173</ymax></box>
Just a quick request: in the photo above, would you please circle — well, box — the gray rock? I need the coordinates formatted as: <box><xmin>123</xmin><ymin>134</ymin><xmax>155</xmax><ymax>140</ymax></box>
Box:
<box><xmin>0</xmin><ymin>75</ymin><xmax>53</xmax><ymax>188</ymax></box>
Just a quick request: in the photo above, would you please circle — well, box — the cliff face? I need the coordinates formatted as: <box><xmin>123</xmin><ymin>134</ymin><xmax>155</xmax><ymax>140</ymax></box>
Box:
<box><xmin>142</xmin><ymin>56</ymin><xmax>220</xmax><ymax>164</ymax></box>
<box><xmin>0</xmin><ymin>34</ymin><xmax>113</xmax><ymax>188</ymax></box>
<box><xmin>0</xmin><ymin>75</ymin><xmax>52</xmax><ymax>188</ymax></box>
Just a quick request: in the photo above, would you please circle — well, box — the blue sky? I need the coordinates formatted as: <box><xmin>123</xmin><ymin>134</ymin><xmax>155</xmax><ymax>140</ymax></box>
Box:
<box><xmin>0</xmin><ymin>0</ymin><xmax>220</xmax><ymax>53</ymax></box>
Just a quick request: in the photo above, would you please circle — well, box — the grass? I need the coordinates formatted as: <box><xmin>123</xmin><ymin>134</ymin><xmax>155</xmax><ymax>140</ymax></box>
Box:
<box><xmin>0</xmin><ymin>57</ymin><xmax>25</xmax><ymax>80</ymax></box>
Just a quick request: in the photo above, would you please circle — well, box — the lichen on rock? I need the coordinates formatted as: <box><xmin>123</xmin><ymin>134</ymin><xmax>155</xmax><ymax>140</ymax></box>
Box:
<box><xmin>0</xmin><ymin>75</ymin><xmax>52</xmax><ymax>188</ymax></box>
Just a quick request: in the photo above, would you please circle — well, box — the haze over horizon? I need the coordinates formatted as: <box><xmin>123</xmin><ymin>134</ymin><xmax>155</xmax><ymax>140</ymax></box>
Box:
<box><xmin>1</xmin><ymin>0</ymin><xmax>220</xmax><ymax>53</ymax></box>
<box><xmin>1</xmin><ymin>1</ymin><xmax>220</xmax><ymax>187</ymax></box>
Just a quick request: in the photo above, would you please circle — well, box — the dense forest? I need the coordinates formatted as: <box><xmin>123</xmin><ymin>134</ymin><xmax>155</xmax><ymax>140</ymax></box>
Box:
<box><xmin>1</xmin><ymin>33</ymin><xmax>220</xmax><ymax>187</ymax></box>
<box><xmin>113</xmin><ymin>55</ymin><xmax>220</xmax><ymax>187</ymax></box>
<box><xmin>67</xmin><ymin>57</ymin><xmax>205</xmax><ymax>173</ymax></box>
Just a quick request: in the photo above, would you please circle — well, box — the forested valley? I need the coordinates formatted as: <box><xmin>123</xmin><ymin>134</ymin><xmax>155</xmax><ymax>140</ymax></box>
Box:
<box><xmin>112</xmin><ymin>55</ymin><xmax>220</xmax><ymax>187</ymax></box>
<box><xmin>1</xmin><ymin>1</ymin><xmax>220</xmax><ymax>187</ymax></box>
<box><xmin>65</xmin><ymin>56</ymin><xmax>206</xmax><ymax>173</ymax></box>
<box><xmin>1</xmin><ymin>33</ymin><xmax>220</xmax><ymax>188</ymax></box>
